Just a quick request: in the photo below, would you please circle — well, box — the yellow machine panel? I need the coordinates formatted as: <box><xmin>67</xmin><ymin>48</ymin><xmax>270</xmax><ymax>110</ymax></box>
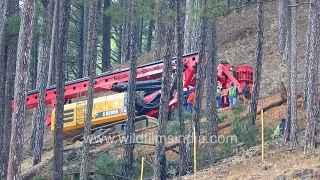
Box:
<box><xmin>51</xmin><ymin>92</ymin><xmax>128</xmax><ymax>141</ymax></box>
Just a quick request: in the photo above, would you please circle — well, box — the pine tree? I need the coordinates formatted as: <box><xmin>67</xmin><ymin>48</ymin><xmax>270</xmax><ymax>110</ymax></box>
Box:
<box><xmin>7</xmin><ymin>0</ymin><xmax>36</xmax><ymax>178</ymax></box>
<box><xmin>278</xmin><ymin>0</ymin><xmax>288</xmax><ymax>102</ymax></box>
<box><xmin>32</xmin><ymin>0</ymin><xmax>54</xmax><ymax>166</ymax></box>
<box><xmin>183</xmin><ymin>0</ymin><xmax>192</xmax><ymax>53</ymax></box>
<box><xmin>176</xmin><ymin>0</ymin><xmax>187</xmax><ymax>176</ymax></box>
<box><xmin>47</xmin><ymin>0</ymin><xmax>60</xmax><ymax>86</ymax></box>
<box><xmin>205</xmin><ymin>21</ymin><xmax>218</xmax><ymax>162</ymax></box>
<box><xmin>77</xmin><ymin>0</ymin><xmax>85</xmax><ymax>78</ymax></box>
<box><xmin>283</xmin><ymin>0</ymin><xmax>292</xmax><ymax>144</ymax></box>
<box><xmin>121</xmin><ymin>2</ymin><xmax>140</xmax><ymax>177</ymax></box>
<box><xmin>1</xmin><ymin>1</ymin><xmax>18</xmax><ymax>178</ymax></box>
<box><xmin>153</xmin><ymin>0</ymin><xmax>165</xmax><ymax>61</ymax></box>
<box><xmin>248</xmin><ymin>0</ymin><xmax>264</xmax><ymax>127</ymax></box>
<box><xmin>80</xmin><ymin>1</ymin><xmax>101</xmax><ymax>179</ymax></box>
<box><xmin>186</xmin><ymin>0</ymin><xmax>207</xmax><ymax>172</ymax></box>
<box><xmin>53</xmin><ymin>0</ymin><xmax>71</xmax><ymax>179</ymax></box>
<box><xmin>0</xmin><ymin>0</ymin><xmax>9</xmax><ymax>175</ymax></box>
<box><xmin>153</xmin><ymin>0</ymin><xmax>175</xmax><ymax>178</ymax></box>
<box><xmin>288</xmin><ymin>0</ymin><xmax>298</xmax><ymax>147</ymax></box>
<box><xmin>305</xmin><ymin>0</ymin><xmax>319</xmax><ymax>150</ymax></box>
<box><xmin>122</xmin><ymin>0</ymin><xmax>132</xmax><ymax>62</ymax></box>
<box><xmin>302</xmin><ymin>0</ymin><xmax>314</xmax><ymax>109</ymax></box>
<box><xmin>102</xmin><ymin>0</ymin><xmax>111</xmax><ymax>72</ymax></box>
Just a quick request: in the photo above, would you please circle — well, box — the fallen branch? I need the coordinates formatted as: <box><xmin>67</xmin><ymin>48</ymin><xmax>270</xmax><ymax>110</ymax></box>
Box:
<box><xmin>20</xmin><ymin>155</ymin><xmax>54</xmax><ymax>180</ymax></box>
<box><xmin>147</xmin><ymin>143</ymin><xmax>179</xmax><ymax>156</ymax></box>
<box><xmin>257</xmin><ymin>98</ymin><xmax>287</xmax><ymax>115</ymax></box>
<box><xmin>218</xmin><ymin>98</ymin><xmax>288</xmax><ymax>131</ymax></box>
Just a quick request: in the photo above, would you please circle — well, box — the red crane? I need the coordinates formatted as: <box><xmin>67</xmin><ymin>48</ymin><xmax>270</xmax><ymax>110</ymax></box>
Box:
<box><xmin>12</xmin><ymin>52</ymin><xmax>253</xmax><ymax>127</ymax></box>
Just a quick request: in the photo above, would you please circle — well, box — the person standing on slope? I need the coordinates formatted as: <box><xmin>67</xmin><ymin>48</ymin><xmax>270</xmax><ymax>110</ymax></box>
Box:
<box><xmin>228</xmin><ymin>82</ymin><xmax>239</xmax><ymax>106</ymax></box>
<box><xmin>217</xmin><ymin>86</ymin><xmax>223</xmax><ymax>108</ymax></box>
<box><xmin>187</xmin><ymin>87</ymin><xmax>195</xmax><ymax>113</ymax></box>
<box><xmin>242</xmin><ymin>81</ymin><xmax>251</xmax><ymax>106</ymax></box>
<box><xmin>183</xmin><ymin>87</ymin><xmax>190</xmax><ymax>111</ymax></box>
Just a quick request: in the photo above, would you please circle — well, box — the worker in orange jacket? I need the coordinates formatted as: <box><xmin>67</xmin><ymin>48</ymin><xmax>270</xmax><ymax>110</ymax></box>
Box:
<box><xmin>187</xmin><ymin>87</ymin><xmax>195</xmax><ymax>113</ymax></box>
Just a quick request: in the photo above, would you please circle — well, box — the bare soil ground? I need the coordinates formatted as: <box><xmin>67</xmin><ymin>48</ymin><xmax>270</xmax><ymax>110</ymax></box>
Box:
<box><xmin>179</xmin><ymin>139</ymin><xmax>320</xmax><ymax>180</ymax></box>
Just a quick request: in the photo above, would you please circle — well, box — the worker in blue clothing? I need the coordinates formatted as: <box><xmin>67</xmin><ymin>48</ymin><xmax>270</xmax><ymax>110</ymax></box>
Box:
<box><xmin>183</xmin><ymin>87</ymin><xmax>190</xmax><ymax>111</ymax></box>
<box><xmin>228</xmin><ymin>81</ymin><xmax>239</xmax><ymax>106</ymax></box>
<box><xmin>217</xmin><ymin>86</ymin><xmax>223</xmax><ymax>108</ymax></box>
<box><xmin>187</xmin><ymin>87</ymin><xmax>195</xmax><ymax>113</ymax></box>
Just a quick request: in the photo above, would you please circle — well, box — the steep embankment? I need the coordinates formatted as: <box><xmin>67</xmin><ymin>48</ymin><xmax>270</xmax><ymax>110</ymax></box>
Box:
<box><xmin>180</xmin><ymin>139</ymin><xmax>320</xmax><ymax>180</ymax></box>
<box><xmin>117</xmin><ymin>1</ymin><xmax>309</xmax><ymax>96</ymax></box>
<box><xmin>217</xmin><ymin>1</ymin><xmax>308</xmax><ymax>96</ymax></box>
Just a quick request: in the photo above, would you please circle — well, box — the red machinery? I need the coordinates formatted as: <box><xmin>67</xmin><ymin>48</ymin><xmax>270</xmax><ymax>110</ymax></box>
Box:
<box><xmin>12</xmin><ymin>52</ymin><xmax>253</xmax><ymax>126</ymax></box>
<box><xmin>217</xmin><ymin>61</ymin><xmax>254</xmax><ymax>107</ymax></box>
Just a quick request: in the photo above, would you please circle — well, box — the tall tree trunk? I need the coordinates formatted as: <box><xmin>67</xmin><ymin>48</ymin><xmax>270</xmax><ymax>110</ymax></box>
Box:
<box><xmin>30</xmin><ymin>38</ymin><xmax>42</xmax><ymax>151</ymax></box>
<box><xmin>248</xmin><ymin>0</ymin><xmax>264</xmax><ymax>127</ymax></box>
<box><xmin>305</xmin><ymin>0</ymin><xmax>318</xmax><ymax>149</ymax></box>
<box><xmin>190</xmin><ymin>0</ymin><xmax>200</xmax><ymax>51</ymax></box>
<box><xmin>1</xmin><ymin>1</ymin><xmax>19</xmax><ymax>178</ymax></box>
<box><xmin>102</xmin><ymin>0</ymin><xmax>111</xmax><ymax>72</ymax></box>
<box><xmin>2</xmin><ymin>39</ymin><xmax>17</xmax><ymax>179</ymax></box>
<box><xmin>186</xmin><ymin>0</ymin><xmax>207</xmax><ymax>172</ymax></box>
<box><xmin>302</xmin><ymin>0</ymin><xmax>314</xmax><ymax>109</ymax></box>
<box><xmin>0</xmin><ymin>1</ymin><xmax>9</xmax><ymax>173</ymax></box>
<box><xmin>53</xmin><ymin>0</ymin><xmax>71</xmax><ymax>179</ymax></box>
<box><xmin>278</xmin><ymin>0</ymin><xmax>287</xmax><ymax>100</ymax></box>
<box><xmin>77</xmin><ymin>2</ymin><xmax>84</xmax><ymax>79</ymax></box>
<box><xmin>183</xmin><ymin>0</ymin><xmax>192</xmax><ymax>53</ymax></box>
<box><xmin>139</xmin><ymin>18</ymin><xmax>143</xmax><ymax>54</ymax></box>
<box><xmin>153</xmin><ymin>0</ymin><xmax>164</xmax><ymax>61</ymax></box>
<box><xmin>118</xmin><ymin>24</ymin><xmax>123</xmax><ymax>64</ymax></box>
<box><xmin>32</xmin><ymin>0</ymin><xmax>54</xmax><ymax>166</ymax></box>
<box><xmin>117</xmin><ymin>0</ymin><xmax>124</xmax><ymax>64</ymax></box>
<box><xmin>153</xmin><ymin>0</ymin><xmax>175</xmax><ymax>179</ymax></box>
<box><xmin>283</xmin><ymin>0</ymin><xmax>292</xmax><ymax>143</ymax></box>
<box><xmin>146</xmin><ymin>19</ymin><xmax>154</xmax><ymax>52</ymax></box>
<box><xmin>122</xmin><ymin>0</ymin><xmax>131</xmax><ymax>62</ymax></box>
<box><xmin>29</xmin><ymin>37</ymin><xmax>38</xmax><ymax>90</ymax></box>
<box><xmin>7</xmin><ymin>0</ymin><xmax>36</xmax><ymax>179</ymax></box>
<box><xmin>289</xmin><ymin>0</ymin><xmax>298</xmax><ymax>147</ymax></box>
<box><xmin>205</xmin><ymin>22</ymin><xmax>218</xmax><ymax>162</ymax></box>
<box><xmin>80</xmin><ymin>1</ymin><xmax>101</xmax><ymax>179</ymax></box>
<box><xmin>192</xmin><ymin>0</ymin><xmax>207</xmax><ymax>139</ymax></box>
<box><xmin>48</xmin><ymin>0</ymin><xmax>60</xmax><ymax>86</ymax></box>
<box><xmin>121</xmin><ymin>4</ymin><xmax>139</xmax><ymax>178</ymax></box>
<box><xmin>176</xmin><ymin>0</ymin><xmax>187</xmax><ymax>176</ymax></box>
<box><xmin>121</xmin><ymin>0</ymin><xmax>127</xmax><ymax>63</ymax></box>
<box><xmin>83</xmin><ymin>1</ymin><xmax>89</xmax><ymax>76</ymax></box>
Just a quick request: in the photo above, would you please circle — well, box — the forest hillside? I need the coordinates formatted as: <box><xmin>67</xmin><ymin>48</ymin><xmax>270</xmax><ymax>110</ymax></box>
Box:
<box><xmin>20</xmin><ymin>0</ymin><xmax>312</xmax><ymax>176</ymax></box>
<box><xmin>116</xmin><ymin>1</ymin><xmax>310</xmax><ymax>96</ymax></box>
<box><xmin>1</xmin><ymin>0</ymin><xmax>319</xmax><ymax>179</ymax></box>
<box><xmin>20</xmin><ymin>1</ymin><xmax>303</xmax><ymax>154</ymax></box>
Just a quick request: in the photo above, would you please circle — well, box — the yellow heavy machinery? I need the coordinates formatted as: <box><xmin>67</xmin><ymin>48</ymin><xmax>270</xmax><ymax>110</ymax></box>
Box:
<box><xmin>51</xmin><ymin>92</ymin><xmax>155</xmax><ymax>143</ymax></box>
<box><xmin>51</xmin><ymin>93</ymin><xmax>126</xmax><ymax>141</ymax></box>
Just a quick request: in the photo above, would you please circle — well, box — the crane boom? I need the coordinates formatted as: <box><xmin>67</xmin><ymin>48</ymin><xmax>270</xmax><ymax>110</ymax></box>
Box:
<box><xmin>13</xmin><ymin>52</ymin><xmax>253</xmax><ymax>128</ymax></box>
